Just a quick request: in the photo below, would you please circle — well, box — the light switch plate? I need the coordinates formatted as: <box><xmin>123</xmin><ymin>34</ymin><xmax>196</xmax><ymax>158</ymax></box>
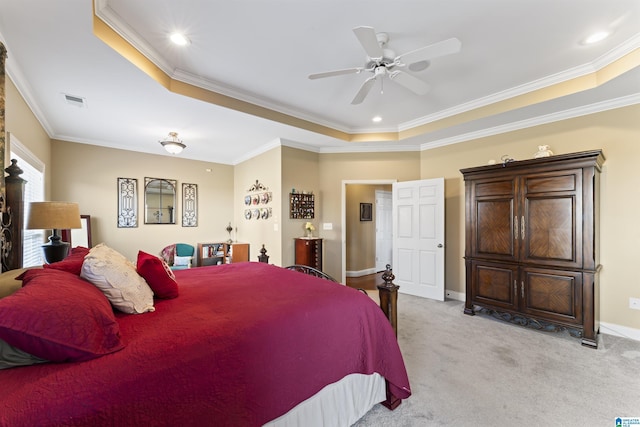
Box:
<box><xmin>323</xmin><ymin>223</ymin><xmax>333</xmax><ymax>230</ymax></box>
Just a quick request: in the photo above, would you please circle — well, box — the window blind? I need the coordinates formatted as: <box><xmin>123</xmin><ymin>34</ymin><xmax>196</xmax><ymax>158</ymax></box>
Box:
<box><xmin>10</xmin><ymin>137</ymin><xmax>45</xmax><ymax>267</ymax></box>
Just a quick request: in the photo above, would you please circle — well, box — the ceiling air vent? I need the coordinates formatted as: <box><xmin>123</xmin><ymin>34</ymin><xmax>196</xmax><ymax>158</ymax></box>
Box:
<box><xmin>63</xmin><ymin>93</ymin><xmax>87</xmax><ymax>108</ymax></box>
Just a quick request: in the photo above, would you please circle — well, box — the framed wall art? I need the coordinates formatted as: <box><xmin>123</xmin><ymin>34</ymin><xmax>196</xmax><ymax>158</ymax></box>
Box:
<box><xmin>360</xmin><ymin>202</ymin><xmax>372</xmax><ymax>221</ymax></box>
<box><xmin>117</xmin><ymin>177</ymin><xmax>138</xmax><ymax>228</ymax></box>
<box><xmin>182</xmin><ymin>183</ymin><xmax>198</xmax><ymax>227</ymax></box>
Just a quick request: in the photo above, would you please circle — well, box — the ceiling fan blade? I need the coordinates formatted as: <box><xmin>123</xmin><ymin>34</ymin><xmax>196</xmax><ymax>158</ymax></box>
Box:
<box><xmin>396</xmin><ymin>38</ymin><xmax>462</xmax><ymax>66</ymax></box>
<box><xmin>389</xmin><ymin>71</ymin><xmax>430</xmax><ymax>95</ymax></box>
<box><xmin>351</xmin><ymin>76</ymin><xmax>377</xmax><ymax>105</ymax></box>
<box><xmin>353</xmin><ymin>26</ymin><xmax>384</xmax><ymax>59</ymax></box>
<box><xmin>308</xmin><ymin>67</ymin><xmax>364</xmax><ymax>80</ymax></box>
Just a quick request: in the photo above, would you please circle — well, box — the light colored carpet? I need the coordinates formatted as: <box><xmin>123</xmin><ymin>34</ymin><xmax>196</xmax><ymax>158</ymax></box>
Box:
<box><xmin>354</xmin><ymin>293</ymin><xmax>640</xmax><ymax>426</ymax></box>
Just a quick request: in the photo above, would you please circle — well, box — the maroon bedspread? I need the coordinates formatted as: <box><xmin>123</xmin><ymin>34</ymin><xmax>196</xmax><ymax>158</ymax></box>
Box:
<box><xmin>0</xmin><ymin>262</ymin><xmax>410</xmax><ymax>426</ymax></box>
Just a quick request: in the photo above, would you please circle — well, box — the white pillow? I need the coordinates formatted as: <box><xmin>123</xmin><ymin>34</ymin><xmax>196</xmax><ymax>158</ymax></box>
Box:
<box><xmin>81</xmin><ymin>244</ymin><xmax>155</xmax><ymax>314</ymax></box>
<box><xmin>173</xmin><ymin>255</ymin><xmax>192</xmax><ymax>266</ymax></box>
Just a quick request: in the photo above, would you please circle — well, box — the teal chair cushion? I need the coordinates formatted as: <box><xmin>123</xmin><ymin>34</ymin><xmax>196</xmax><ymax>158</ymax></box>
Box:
<box><xmin>175</xmin><ymin>243</ymin><xmax>195</xmax><ymax>257</ymax></box>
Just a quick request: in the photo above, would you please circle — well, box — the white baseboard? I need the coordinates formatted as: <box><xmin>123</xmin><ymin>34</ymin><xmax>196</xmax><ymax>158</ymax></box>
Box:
<box><xmin>346</xmin><ymin>268</ymin><xmax>377</xmax><ymax>278</ymax></box>
<box><xmin>445</xmin><ymin>290</ymin><xmax>465</xmax><ymax>301</ymax></box>
<box><xmin>600</xmin><ymin>322</ymin><xmax>640</xmax><ymax>342</ymax></box>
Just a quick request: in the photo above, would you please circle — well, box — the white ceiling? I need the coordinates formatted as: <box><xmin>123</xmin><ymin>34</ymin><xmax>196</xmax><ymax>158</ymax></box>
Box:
<box><xmin>0</xmin><ymin>1</ymin><xmax>638</xmax><ymax>165</ymax></box>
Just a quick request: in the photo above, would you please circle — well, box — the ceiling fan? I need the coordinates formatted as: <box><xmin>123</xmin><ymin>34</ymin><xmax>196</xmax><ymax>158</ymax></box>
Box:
<box><xmin>309</xmin><ymin>26</ymin><xmax>461</xmax><ymax>105</ymax></box>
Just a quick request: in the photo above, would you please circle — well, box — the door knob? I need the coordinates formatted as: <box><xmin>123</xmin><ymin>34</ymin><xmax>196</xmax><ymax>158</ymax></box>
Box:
<box><xmin>437</xmin><ymin>243</ymin><xmax>443</xmax><ymax>248</ymax></box>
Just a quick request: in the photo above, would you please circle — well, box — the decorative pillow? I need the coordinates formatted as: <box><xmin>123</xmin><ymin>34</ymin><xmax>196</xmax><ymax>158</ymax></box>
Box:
<box><xmin>0</xmin><ymin>269</ymin><xmax>125</xmax><ymax>363</ymax></box>
<box><xmin>43</xmin><ymin>246</ymin><xmax>90</xmax><ymax>275</ymax></box>
<box><xmin>81</xmin><ymin>243</ymin><xmax>155</xmax><ymax>314</ymax></box>
<box><xmin>136</xmin><ymin>251</ymin><xmax>179</xmax><ymax>299</ymax></box>
<box><xmin>173</xmin><ymin>255</ymin><xmax>192</xmax><ymax>267</ymax></box>
<box><xmin>161</xmin><ymin>244</ymin><xmax>175</xmax><ymax>266</ymax></box>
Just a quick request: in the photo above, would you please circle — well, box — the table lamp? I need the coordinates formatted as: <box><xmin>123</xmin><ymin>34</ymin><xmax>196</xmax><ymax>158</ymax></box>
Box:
<box><xmin>26</xmin><ymin>201</ymin><xmax>82</xmax><ymax>264</ymax></box>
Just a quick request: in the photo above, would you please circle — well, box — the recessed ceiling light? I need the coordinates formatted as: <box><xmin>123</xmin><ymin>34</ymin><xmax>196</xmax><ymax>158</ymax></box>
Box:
<box><xmin>372</xmin><ymin>116</ymin><xmax>382</xmax><ymax>123</ymax></box>
<box><xmin>170</xmin><ymin>32</ymin><xmax>191</xmax><ymax>46</ymax></box>
<box><xmin>584</xmin><ymin>31</ymin><xmax>610</xmax><ymax>45</ymax></box>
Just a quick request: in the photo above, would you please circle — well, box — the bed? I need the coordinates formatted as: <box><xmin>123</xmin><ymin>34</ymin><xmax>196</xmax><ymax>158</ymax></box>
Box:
<box><xmin>0</xmin><ymin>245</ymin><xmax>411</xmax><ymax>426</ymax></box>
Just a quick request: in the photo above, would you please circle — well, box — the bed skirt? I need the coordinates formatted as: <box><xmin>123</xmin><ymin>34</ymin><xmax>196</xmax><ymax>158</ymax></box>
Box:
<box><xmin>265</xmin><ymin>373</ymin><xmax>386</xmax><ymax>426</ymax></box>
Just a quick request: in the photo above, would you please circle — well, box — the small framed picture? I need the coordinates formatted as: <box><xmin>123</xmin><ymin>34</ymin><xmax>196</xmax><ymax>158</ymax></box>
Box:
<box><xmin>360</xmin><ymin>203</ymin><xmax>372</xmax><ymax>221</ymax></box>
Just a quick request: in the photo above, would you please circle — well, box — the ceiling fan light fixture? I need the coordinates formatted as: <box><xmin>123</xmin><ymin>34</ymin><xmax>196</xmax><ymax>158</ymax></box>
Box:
<box><xmin>160</xmin><ymin>132</ymin><xmax>186</xmax><ymax>154</ymax></box>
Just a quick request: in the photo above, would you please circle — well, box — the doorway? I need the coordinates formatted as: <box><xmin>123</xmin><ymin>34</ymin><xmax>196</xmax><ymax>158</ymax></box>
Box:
<box><xmin>341</xmin><ymin>180</ymin><xmax>396</xmax><ymax>284</ymax></box>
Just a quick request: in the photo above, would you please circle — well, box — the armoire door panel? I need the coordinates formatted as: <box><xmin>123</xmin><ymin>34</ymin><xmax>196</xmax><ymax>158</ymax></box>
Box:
<box><xmin>525</xmin><ymin>196</ymin><xmax>576</xmax><ymax>263</ymax></box>
<box><xmin>475</xmin><ymin>179</ymin><xmax>514</xmax><ymax>197</ymax></box>
<box><xmin>472</xmin><ymin>262</ymin><xmax>518</xmax><ymax>311</ymax></box>
<box><xmin>475</xmin><ymin>199</ymin><xmax>515</xmax><ymax>259</ymax></box>
<box><xmin>522</xmin><ymin>268</ymin><xmax>582</xmax><ymax>324</ymax></box>
<box><xmin>524</xmin><ymin>173</ymin><xmax>577</xmax><ymax>194</ymax></box>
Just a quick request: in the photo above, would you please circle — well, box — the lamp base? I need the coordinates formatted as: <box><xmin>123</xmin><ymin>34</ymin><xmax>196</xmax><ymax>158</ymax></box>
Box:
<box><xmin>41</xmin><ymin>231</ymin><xmax>70</xmax><ymax>264</ymax></box>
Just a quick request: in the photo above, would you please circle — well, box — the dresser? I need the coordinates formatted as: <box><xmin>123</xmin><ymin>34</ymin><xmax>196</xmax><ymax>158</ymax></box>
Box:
<box><xmin>294</xmin><ymin>238</ymin><xmax>323</xmax><ymax>271</ymax></box>
<box><xmin>461</xmin><ymin>150</ymin><xmax>604</xmax><ymax>348</ymax></box>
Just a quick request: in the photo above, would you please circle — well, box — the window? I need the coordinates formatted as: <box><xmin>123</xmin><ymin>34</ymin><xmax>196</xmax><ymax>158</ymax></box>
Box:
<box><xmin>10</xmin><ymin>135</ymin><xmax>45</xmax><ymax>267</ymax></box>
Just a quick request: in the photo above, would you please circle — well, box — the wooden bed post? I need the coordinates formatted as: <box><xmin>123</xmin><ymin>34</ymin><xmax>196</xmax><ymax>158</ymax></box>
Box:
<box><xmin>377</xmin><ymin>264</ymin><xmax>399</xmax><ymax>337</ymax></box>
<box><xmin>377</xmin><ymin>264</ymin><xmax>402</xmax><ymax>410</ymax></box>
<box><xmin>5</xmin><ymin>160</ymin><xmax>25</xmax><ymax>270</ymax></box>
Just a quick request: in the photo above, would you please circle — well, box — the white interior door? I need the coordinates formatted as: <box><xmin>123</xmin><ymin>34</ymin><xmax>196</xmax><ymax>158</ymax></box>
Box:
<box><xmin>375</xmin><ymin>190</ymin><xmax>392</xmax><ymax>272</ymax></box>
<box><xmin>392</xmin><ymin>178</ymin><xmax>445</xmax><ymax>300</ymax></box>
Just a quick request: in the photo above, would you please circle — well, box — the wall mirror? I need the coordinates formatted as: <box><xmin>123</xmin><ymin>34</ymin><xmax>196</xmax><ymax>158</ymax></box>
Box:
<box><xmin>144</xmin><ymin>178</ymin><xmax>177</xmax><ymax>224</ymax></box>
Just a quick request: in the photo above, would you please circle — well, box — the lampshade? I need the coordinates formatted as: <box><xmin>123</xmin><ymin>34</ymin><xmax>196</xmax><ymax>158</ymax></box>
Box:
<box><xmin>159</xmin><ymin>132</ymin><xmax>186</xmax><ymax>154</ymax></box>
<box><xmin>26</xmin><ymin>202</ymin><xmax>82</xmax><ymax>230</ymax></box>
<box><xmin>27</xmin><ymin>202</ymin><xmax>82</xmax><ymax>264</ymax></box>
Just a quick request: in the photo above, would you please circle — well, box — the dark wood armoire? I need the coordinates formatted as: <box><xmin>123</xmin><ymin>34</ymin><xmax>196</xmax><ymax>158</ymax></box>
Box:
<box><xmin>461</xmin><ymin>150</ymin><xmax>605</xmax><ymax>348</ymax></box>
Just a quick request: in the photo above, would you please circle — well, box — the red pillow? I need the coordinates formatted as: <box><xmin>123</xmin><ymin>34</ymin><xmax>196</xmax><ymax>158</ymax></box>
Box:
<box><xmin>0</xmin><ymin>269</ymin><xmax>125</xmax><ymax>363</ymax></box>
<box><xmin>43</xmin><ymin>246</ymin><xmax>90</xmax><ymax>275</ymax></box>
<box><xmin>136</xmin><ymin>251</ymin><xmax>179</xmax><ymax>299</ymax></box>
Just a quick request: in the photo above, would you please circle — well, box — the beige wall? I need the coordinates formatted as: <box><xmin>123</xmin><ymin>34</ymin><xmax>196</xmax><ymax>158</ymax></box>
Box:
<box><xmin>420</xmin><ymin>104</ymin><xmax>640</xmax><ymax>331</ymax></box>
<box><xmin>281</xmin><ymin>146</ymin><xmax>320</xmax><ymax>267</ymax></box>
<box><xmin>234</xmin><ymin>146</ymin><xmax>282</xmax><ymax>265</ymax></box>
<box><xmin>318</xmin><ymin>152</ymin><xmax>421</xmax><ymax>280</ymax></box>
<box><xmin>5</xmin><ymin>78</ymin><xmax>51</xmax><ymax>198</ymax></box>
<box><xmin>50</xmin><ymin>140</ymin><xmax>234</xmax><ymax>261</ymax></box>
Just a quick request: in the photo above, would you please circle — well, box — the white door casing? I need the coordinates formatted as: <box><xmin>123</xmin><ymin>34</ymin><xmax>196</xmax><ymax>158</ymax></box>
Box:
<box><xmin>392</xmin><ymin>178</ymin><xmax>445</xmax><ymax>300</ymax></box>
